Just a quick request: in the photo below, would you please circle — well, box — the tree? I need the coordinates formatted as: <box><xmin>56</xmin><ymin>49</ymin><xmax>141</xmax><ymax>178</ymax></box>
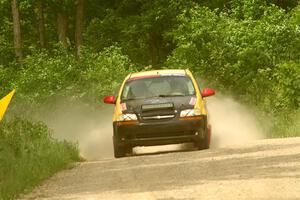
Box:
<box><xmin>275</xmin><ymin>0</ymin><xmax>298</xmax><ymax>9</ymax></box>
<box><xmin>75</xmin><ymin>0</ymin><xmax>84</xmax><ymax>58</ymax></box>
<box><xmin>57</xmin><ymin>0</ymin><xmax>68</xmax><ymax>47</ymax></box>
<box><xmin>37</xmin><ymin>0</ymin><xmax>46</xmax><ymax>48</ymax></box>
<box><xmin>11</xmin><ymin>0</ymin><xmax>22</xmax><ymax>64</ymax></box>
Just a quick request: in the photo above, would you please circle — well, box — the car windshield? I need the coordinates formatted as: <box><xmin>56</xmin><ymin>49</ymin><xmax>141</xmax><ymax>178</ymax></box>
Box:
<box><xmin>121</xmin><ymin>76</ymin><xmax>196</xmax><ymax>100</ymax></box>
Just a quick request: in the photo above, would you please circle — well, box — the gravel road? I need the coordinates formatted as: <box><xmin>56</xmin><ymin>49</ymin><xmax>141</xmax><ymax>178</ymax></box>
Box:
<box><xmin>20</xmin><ymin>137</ymin><xmax>300</xmax><ymax>200</ymax></box>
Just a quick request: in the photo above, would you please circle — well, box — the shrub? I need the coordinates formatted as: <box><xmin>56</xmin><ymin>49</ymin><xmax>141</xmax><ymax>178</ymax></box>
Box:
<box><xmin>0</xmin><ymin>118</ymin><xmax>79</xmax><ymax>200</ymax></box>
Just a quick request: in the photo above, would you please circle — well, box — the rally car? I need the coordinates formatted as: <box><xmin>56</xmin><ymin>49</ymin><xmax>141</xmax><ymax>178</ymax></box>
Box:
<box><xmin>103</xmin><ymin>69</ymin><xmax>215</xmax><ymax>158</ymax></box>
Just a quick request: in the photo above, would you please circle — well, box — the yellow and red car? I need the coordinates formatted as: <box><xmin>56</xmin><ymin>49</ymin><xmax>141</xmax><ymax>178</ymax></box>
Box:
<box><xmin>103</xmin><ymin>69</ymin><xmax>215</xmax><ymax>158</ymax></box>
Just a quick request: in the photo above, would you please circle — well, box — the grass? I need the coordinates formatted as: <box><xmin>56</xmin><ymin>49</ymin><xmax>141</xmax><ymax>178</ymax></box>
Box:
<box><xmin>0</xmin><ymin>119</ymin><xmax>80</xmax><ymax>200</ymax></box>
<box><xmin>266</xmin><ymin>109</ymin><xmax>300</xmax><ymax>138</ymax></box>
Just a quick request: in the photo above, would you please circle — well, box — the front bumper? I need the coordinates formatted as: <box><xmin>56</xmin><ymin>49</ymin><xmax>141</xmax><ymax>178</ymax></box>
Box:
<box><xmin>113</xmin><ymin>115</ymin><xmax>208</xmax><ymax>147</ymax></box>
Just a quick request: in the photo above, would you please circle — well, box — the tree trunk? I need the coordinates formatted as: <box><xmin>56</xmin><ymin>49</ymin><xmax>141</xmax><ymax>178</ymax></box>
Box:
<box><xmin>277</xmin><ymin>0</ymin><xmax>287</xmax><ymax>9</ymax></box>
<box><xmin>149</xmin><ymin>31</ymin><xmax>161</xmax><ymax>66</ymax></box>
<box><xmin>75</xmin><ymin>0</ymin><xmax>84</xmax><ymax>58</ymax></box>
<box><xmin>11</xmin><ymin>0</ymin><xmax>23</xmax><ymax>64</ymax></box>
<box><xmin>57</xmin><ymin>10</ymin><xmax>68</xmax><ymax>47</ymax></box>
<box><xmin>37</xmin><ymin>1</ymin><xmax>46</xmax><ymax>48</ymax></box>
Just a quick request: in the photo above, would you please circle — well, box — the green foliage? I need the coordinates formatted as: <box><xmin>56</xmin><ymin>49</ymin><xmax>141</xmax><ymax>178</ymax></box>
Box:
<box><xmin>2</xmin><ymin>45</ymin><xmax>134</xmax><ymax>117</ymax></box>
<box><xmin>84</xmin><ymin>0</ymin><xmax>193</xmax><ymax>66</ymax></box>
<box><xmin>79</xmin><ymin>46</ymin><xmax>135</xmax><ymax>102</ymax></box>
<box><xmin>15</xmin><ymin>48</ymin><xmax>78</xmax><ymax>105</ymax></box>
<box><xmin>271</xmin><ymin>62</ymin><xmax>300</xmax><ymax>110</ymax></box>
<box><xmin>0</xmin><ymin>118</ymin><xmax>79</xmax><ymax>200</ymax></box>
<box><xmin>230</xmin><ymin>0</ymin><xmax>267</xmax><ymax>20</ymax></box>
<box><xmin>167</xmin><ymin>4</ymin><xmax>300</xmax><ymax>136</ymax></box>
<box><xmin>0</xmin><ymin>2</ymin><xmax>14</xmax><ymax>66</ymax></box>
<box><xmin>268</xmin><ymin>109</ymin><xmax>300</xmax><ymax>138</ymax></box>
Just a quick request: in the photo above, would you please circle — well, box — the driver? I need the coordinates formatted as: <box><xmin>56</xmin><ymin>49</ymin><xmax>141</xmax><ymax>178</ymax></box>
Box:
<box><xmin>128</xmin><ymin>81</ymin><xmax>148</xmax><ymax>99</ymax></box>
<box><xmin>170</xmin><ymin>78</ymin><xmax>187</xmax><ymax>95</ymax></box>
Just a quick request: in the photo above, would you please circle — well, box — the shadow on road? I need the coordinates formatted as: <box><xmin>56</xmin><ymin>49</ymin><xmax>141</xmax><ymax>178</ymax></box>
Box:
<box><xmin>132</xmin><ymin>143</ymin><xmax>197</xmax><ymax>157</ymax></box>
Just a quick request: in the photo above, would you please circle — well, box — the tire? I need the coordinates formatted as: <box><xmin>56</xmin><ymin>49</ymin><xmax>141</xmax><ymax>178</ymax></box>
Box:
<box><xmin>113</xmin><ymin>137</ymin><xmax>132</xmax><ymax>158</ymax></box>
<box><xmin>195</xmin><ymin>130</ymin><xmax>209</xmax><ymax>150</ymax></box>
<box><xmin>196</xmin><ymin>137</ymin><xmax>209</xmax><ymax>150</ymax></box>
<box><xmin>113</xmin><ymin>137</ymin><xmax>125</xmax><ymax>158</ymax></box>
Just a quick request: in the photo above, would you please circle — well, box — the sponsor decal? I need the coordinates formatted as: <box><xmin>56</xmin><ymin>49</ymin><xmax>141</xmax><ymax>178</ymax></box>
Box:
<box><xmin>120</xmin><ymin>103</ymin><xmax>127</xmax><ymax>111</ymax></box>
<box><xmin>161</xmin><ymin>73</ymin><xmax>185</xmax><ymax>76</ymax></box>
<box><xmin>189</xmin><ymin>97</ymin><xmax>197</xmax><ymax>106</ymax></box>
<box><xmin>128</xmin><ymin>74</ymin><xmax>160</xmax><ymax>81</ymax></box>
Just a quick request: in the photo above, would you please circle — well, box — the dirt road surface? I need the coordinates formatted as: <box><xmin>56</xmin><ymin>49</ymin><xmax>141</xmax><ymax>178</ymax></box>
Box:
<box><xmin>20</xmin><ymin>137</ymin><xmax>300</xmax><ymax>200</ymax></box>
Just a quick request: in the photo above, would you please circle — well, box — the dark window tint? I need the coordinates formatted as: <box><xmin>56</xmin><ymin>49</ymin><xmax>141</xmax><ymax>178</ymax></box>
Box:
<box><xmin>122</xmin><ymin>76</ymin><xmax>195</xmax><ymax>100</ymax></box>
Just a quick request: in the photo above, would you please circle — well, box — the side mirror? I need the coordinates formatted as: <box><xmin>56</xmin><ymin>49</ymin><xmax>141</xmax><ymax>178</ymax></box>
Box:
<box><xmin>103</xmin><ymin>95</ymin><xmax>116</xmax><ymax>104</ymax></box>
<box><xmin>201</xmin><ymin>88</ymin><xmax>215</xmax><ymax>98</ymax></box>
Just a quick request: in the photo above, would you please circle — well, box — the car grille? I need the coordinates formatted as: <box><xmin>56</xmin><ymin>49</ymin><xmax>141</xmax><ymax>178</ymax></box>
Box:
<box><xmin>140</xmin><ymin>103</ymin><xmax>175</xmax><ymax>121</ymax></box>
<box><xmin>135</xmin><ymin>131</ymin><xmax>195</xmax><ymax>139</ymax></box>
<box><xmin>142</xmin><ymin>115</ymin><xmax>175</xmax><ymax>120</ymax></box>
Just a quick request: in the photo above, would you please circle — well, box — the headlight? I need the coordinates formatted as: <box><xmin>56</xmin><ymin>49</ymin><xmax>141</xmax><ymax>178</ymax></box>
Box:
<box><xmin>180</xmin><ymin>108</ymin><xmax>201</xmax><ymax>117</ymax></box>
<box><xmin>117</xmin><ymin>113</ymin><xmax>137</xmax><ymax>121</ymax></box>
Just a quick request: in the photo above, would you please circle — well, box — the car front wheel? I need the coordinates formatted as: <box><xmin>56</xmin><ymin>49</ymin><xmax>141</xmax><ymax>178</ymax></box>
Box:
<box><xmin>113</xmin><ymin>137</ymin><xmax>132</xmax><ymax>158</ymax></box>
<box><xmin>195</xmin><ymin>130</ymin><xmax>209</xmax><ymax>150</ymax></box>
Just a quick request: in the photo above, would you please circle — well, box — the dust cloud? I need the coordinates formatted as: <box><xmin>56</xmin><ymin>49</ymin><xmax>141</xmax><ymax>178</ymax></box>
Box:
<box><xmin>39</xmin><ymin>94</ymin><xmax>265</xmax><ymax>160</ymax></box>
<box><xmin>136</xmin><ymin>95</ymin><xmax>265</xmax><ymax>154</ymax></box>
<box><xmin>40</xmin><ymin>102</ymin><xmax>114</xmax><ymax>160</ymax></box>
<box><xmin>206</xmin><ymin>95</ymin><xmax>265</xmax><ymax>148</ymax></box>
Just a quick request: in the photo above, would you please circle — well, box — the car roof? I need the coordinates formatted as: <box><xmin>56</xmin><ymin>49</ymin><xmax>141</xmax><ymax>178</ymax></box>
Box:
<box><xmin>129</xmin><ymin>69</ymin><xmax>186</xmax><ymax>80</ymax></box>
